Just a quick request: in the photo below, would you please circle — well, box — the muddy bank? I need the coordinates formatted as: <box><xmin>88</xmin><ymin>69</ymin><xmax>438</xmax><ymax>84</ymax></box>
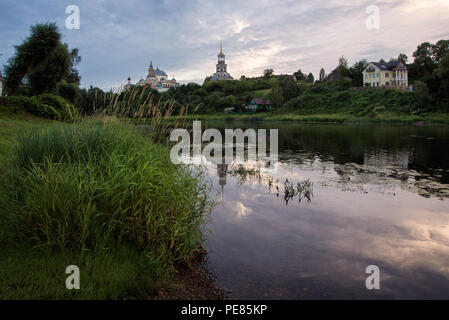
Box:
<box><xmin>154</xmin><ymin>261</ymin><xmax>227</xmax><ymax>300</ymax></box>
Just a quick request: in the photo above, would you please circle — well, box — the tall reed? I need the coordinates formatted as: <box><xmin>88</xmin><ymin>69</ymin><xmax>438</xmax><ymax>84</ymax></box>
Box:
<box><xmin>1</xmin><ymin>120</ymin><xmax>214</xmax><ymax>264</ymax></box>
<box><xmin>83</xmin><ymin>86</ymin><xmax>200</xmax><ymax>145</ymax></box>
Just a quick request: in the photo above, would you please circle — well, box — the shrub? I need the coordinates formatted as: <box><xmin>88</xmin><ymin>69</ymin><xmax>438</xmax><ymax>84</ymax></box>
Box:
<box><xmin>33</xmin><ymin>93</ymin><xmax>79</xmax><ymax>121</ymax></box>
<box><xmin>1</xmin><ymin>94</ymin><xmax>78</xmax><ymax>121</ymax></box>
<box><xmin>20</xmin><ymin>95</ymin><xmax>59</xmax><ymax>119</ymax></box>
<box><xmin>1</xmin><ymin>121</ymin><xmax>214</xmax><ymax>264</ymax></box>
<box><xmin>57</xmin><ymin>81</ymin><xmax>79</xmax><ymax>103</ymax></box>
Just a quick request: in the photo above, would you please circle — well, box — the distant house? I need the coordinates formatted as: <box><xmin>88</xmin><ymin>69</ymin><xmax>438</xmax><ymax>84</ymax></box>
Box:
<box><xmin>362</xmin><ymin>60</ymin><xmax>409</xmax><ymax>88</ymax></box>
<box><xmin>246</xmin><ymin>98</ymin><xmax>272</xmax><ymax>111</ymax></box>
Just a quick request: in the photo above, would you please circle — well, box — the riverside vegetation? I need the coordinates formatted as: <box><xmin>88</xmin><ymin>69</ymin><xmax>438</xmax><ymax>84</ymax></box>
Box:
<box><xmin>0</xmin><ymin>22</ymin><xmax>448</xmax><ymax>299</ymax></box>
<box><xmin>0</xmin><ymin>97</ymin><xmax>216</xmax><ymax>299</ymax></box>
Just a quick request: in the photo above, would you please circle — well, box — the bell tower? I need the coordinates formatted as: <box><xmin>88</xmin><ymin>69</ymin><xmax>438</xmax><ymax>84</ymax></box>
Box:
<box><xmin>216</xmin><ymin>41</ymin><xmax>227</xmax><ymax>75</ymax></box>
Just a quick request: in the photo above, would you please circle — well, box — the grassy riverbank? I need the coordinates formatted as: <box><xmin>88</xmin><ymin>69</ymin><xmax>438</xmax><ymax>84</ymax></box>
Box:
<box><xmin>0</xmin><ymin>105</ymin><xmax>217</xmax><ymax>299</ymax></box>
<box><xmin>168</xmin><ymin>112</ymin><xmax>449</xmax><ymax>124</ymax></box>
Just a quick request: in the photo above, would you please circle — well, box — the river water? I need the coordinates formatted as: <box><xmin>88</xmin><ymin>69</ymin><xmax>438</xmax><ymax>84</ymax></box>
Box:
<box><xmin>202</xmin><ymin>121</ymin><xmax>449</xmax><ymax>299</ymax></box>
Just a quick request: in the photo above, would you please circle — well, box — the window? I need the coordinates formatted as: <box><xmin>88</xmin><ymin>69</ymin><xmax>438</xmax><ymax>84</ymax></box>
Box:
<box><xmin>385</xmin><ymin>73</ymin><xmax>389</xmax><ymax>78</ymax></box>
<box><xmin>377</xmin><ymin>73</ymin><xmax>379</xmax><ymax>78</ymax></box>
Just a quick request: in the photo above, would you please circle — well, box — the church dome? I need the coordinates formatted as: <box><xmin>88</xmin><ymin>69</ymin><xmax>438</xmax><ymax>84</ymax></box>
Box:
<box><xmin>154</xmin><ymin>68</ymin><xmax>167</xmax><ymax>76</ymax></box>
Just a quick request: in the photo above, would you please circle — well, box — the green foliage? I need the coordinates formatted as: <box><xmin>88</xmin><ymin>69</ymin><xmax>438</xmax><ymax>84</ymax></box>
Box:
<box><xmin>4</xmin><ymin>23</ymin><xmax>61</xmax><ymax>95</ymax></box>
<box><xmin>1</xmin><ymin>121</ymin><xmax>214</xmax><ymax>265</ymax></box>
<box><xmin>279</xmin><ymin>82</ymin><xmax>419</xmax><ymax>115</ymax></box>
<box><xmin>268</xmin><ymin>81</ymin><xmax>284</xmax><ymax>108</ymax></box>
<box><xmin>319</xmin><ymin>68</ymin><xmax>326</xmax><ymax>82</ymax></box>
<box><xmin>0</xmin><ymin>246</ymin><xmax>164</xmax><ymax>299</ymax></box>
<box><xmin>277</xmin><ymin>75</ymin><xmax>299</xmax><ymax>101</ymax></box>
<box><xmin>398</xmin><ymin>53</ymin><xmax>408</xmax><ymax>63</ymax></box>
<box><xmin>57</xmin><ymin>81</ymin><xmax>79</xmax><ymax>103</ymax></box>
<box><xmin>157</xmin><ymin>78</ymin><xmax>271</xmax><ymax>112</ymax></box>
<box><xmin>293</xmin><ymin>69</ymin><xmax>306</xmax><ymax>81</ymax></box>
<box><xmin>306</xmin><ymin>73</ymin><xmax>314</xmax><ymax>83</ymax></box>
<box><xmin>3</xmin><ymin>22</ymin><xmax>81</xmax><ymax>96</ymax></box>
<box><xmin>434</xmin><ymin>53</ymin><xmax>449</xmax><ymax>98</ymax></box>
<box><xmin>28</xmin><ymin>43</ymin><xmax>72</xmax><ymax>95</ymax></box>
<box><xmin>263</xmin><ymin>68</ymin><xmax>274</xmax><ymax>79</ymax></box>
<box><xmin>1</xmin><ymin>94</ymin><xmax>78</xmax><ymax>121</ymax></box>
<box><xmin>349</xmin><ymin>59</ymin><xmax>368</xmax><ymax>87</ymax></box>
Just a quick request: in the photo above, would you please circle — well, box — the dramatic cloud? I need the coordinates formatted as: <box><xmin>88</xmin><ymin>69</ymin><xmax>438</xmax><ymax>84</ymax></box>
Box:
<box><xmin>0</xmin><ymin>0</ymin><xmax>448</xmax><ymax>89</ymax></box>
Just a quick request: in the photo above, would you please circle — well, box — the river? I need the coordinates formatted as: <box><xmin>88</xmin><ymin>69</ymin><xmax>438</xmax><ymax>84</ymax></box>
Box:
<box><xmin>202</xmin><ymin>121</ymin><xmax>449</xmax><ymax>299</ymax></box>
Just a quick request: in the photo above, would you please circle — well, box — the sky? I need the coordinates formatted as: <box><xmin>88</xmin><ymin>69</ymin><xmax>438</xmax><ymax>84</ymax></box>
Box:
<box><xmin>1</xmin><ymin>0</ymin><xmax>449</xmax><ymax>90</ymax></box>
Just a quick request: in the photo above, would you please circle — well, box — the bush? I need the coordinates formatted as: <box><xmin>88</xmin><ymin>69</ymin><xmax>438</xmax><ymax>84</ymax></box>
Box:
<box><xmin>1</xmin><ymin>94</ymin><xmax>78</xmax><ymax>121</ymax></box>
<box><xmin>33</xmin><ymin>93</ymin><xmax>79</xmax><ymax>121</ymax></box>
<box><xmin>1</xmin><ymin>121</ymin><xmax>213</xmax><ymax>264</ymax></box>
<box><xmin>20</xmin><ymin>96</ymin><xmax>60</xmax><ymax>119</ymax></box>
<box><xmin>57</xmin><ymin>81</ymin><xmax>79</xmax><ymax>103</ymax></box>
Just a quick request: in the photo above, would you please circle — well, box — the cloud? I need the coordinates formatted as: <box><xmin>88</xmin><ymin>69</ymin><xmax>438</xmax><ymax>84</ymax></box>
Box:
<box><xmin>0</xmin><ymin>0</ymin><xmax>448</xmax><ymax>89</ymax></box>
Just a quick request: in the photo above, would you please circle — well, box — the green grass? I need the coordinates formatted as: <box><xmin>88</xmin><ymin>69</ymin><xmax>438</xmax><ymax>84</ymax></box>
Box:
<box><xmin>0</xmin><ymin>113</ymin><xmax>214</xmax><ymax>299</ymax></box>
<box><xmin>166</xmin><ymin>111</ymin><xmax>449</xmax><ymax>124</ymax></box>
<box><xmin>0</xmin><ymin>245</ymin><xmax>165</xmax><ymax>299</ymax></box>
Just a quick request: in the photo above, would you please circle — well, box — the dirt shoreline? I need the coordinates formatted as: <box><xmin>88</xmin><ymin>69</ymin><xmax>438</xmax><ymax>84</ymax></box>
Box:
<box><xmin>154</xmin><ymin>260</ymin><xmax>228</xmax><ymax>300</ymax></box>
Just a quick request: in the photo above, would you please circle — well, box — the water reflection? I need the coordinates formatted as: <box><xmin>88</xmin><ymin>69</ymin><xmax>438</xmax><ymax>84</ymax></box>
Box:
<box><xmin>215</xmin><ymin>162</ymin><xmax>314</xmax><ymax>205</ymax></box>
<box><xmin>203</xmin><ymin>122</ymin><xmax>449</xmax><ymax>299</ymax></box>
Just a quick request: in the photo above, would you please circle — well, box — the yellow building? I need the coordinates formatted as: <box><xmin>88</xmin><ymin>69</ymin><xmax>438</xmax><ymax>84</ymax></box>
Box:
<box><xmin>362</xmin><ymin>60</ymin><xmax>409</xmax><ymax>89</ymax></box>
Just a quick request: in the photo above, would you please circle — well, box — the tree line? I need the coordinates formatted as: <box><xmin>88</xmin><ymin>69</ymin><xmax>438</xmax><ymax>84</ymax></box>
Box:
<box><xmin>2</xmin><ymin>22</ymin><xmax>448</xmax><ymax>115</ymax></box>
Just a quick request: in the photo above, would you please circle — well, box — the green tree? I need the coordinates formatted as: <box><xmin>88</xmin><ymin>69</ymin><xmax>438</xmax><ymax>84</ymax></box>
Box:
<box><xmin>431</xmin><ymin>40</ymin><xmax>449</xmax><ymax>63</ymax></box>
<box><xmin>263</xmin><ymin>68</ymin><xmax>274</xmax><ymax>79</ymax></box>
<box><xmin>3</xmin><ymin>22</ymin><xmax>80</xmax><ymax>95</ymax></box>
<box><xmin>337</xmin><ymin>56</ymin><xmax>351</xmax><ymax>79</ymax></box>
<box><xmin>66</xmin><ymin>48</ymin><xmax>82</xmax><ymax>85</ymax></box>
<box><xmin>28</xmin><ymin>43</ymin><xmax>72</xmax><ymax>95</ymax></box>
<box><xmin>398</xmin><ymin>53</ymin><xmax>408</xmax><ymax>63</ymax></box>
<box><xmin>408</xmin><ymin>40</ymin><xmax>447</xmax><ymax>93</ymax></box>
<box><xmin>278</xmin><ymin>75</ymin><xmax>300</xmax><ymax>101</ymax></box>
<box><xmin>411</xmin><ymin>42</ymin><xmax>435</xmax><ymax>78</ymax></box>
<box><xmin>268</xmin><ymin>80</ymin><xmax>283</xmax><ymax>108</ymax></box>
<box><xmin>319</xmin><ymin>68</ymin><xmax>326</xmax><ymax>82</ymax></box>
<box><xmin>306</xmin><ymin>73</ymin><xmax>314</xmax><ymax>83</ymax></box>
<box><xmin>413</xmin><ymin>80</ymin><xmax>430</xmax><ymax>109</ymax></box>
<box><xmin>349</xmin><ymin>59</ymin><xmax>368</xmax><ymax>87</ymax></box>
<box><xmin>338</xmin><ymin>56</ymin><xmax>348</xmax><ymax>69</ymax></box>
<box><xmin>293</xmin><ymin>69</ymin><xmax>306</xmax><ymax>81</ymax></box>
<box><xmin>216</xmin><ymin>95</ymin><xmax>236</xmax><ymax>111</ymax></box>
<box><xmin>4</xmin><ymin>23</ymin><xmax>61</xmax><ymax>95</ymax></box>
<box><xmin>434</xmin><ymin>53</ymin><xmax>449</xmax><ymax>97</ymax></box>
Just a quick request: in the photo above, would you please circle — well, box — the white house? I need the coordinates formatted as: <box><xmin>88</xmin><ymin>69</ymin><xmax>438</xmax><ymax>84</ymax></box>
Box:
<box><xmin>362</xmin><ymin>60</ymin><xmax>409</xmax><ymax>89</ymax></box>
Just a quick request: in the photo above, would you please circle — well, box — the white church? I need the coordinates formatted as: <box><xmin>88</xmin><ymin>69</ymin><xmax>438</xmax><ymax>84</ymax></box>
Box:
<box><xmin>124</xmin><ymin>60</ymin><xmax>180</xmax><ymax>92</ymax></box>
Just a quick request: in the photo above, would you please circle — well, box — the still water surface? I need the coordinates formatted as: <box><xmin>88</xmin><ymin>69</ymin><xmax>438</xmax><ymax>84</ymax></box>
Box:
<box><xmin>203</xmin><ymin>121</ymin><xmax>449</xmax><ymax>299</ymax></box>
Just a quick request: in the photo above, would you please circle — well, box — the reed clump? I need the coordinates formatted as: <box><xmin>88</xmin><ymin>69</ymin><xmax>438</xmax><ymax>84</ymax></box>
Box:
<box><xmin>1</xmin><ymin>120</ymin><xmax>214</xmax><ymax>265</ymax></box>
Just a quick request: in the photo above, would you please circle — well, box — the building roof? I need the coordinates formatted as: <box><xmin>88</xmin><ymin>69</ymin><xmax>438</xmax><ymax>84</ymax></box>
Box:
<box><xmin>154</xmin><ymin>68</ymin><xmax>167</xmax><ymax>76</ymax></box>
<box><xmin>218</xmin><ymin>40</ymin><xmax>225</xmax><ymax>57</ymax></box>
<box><xmin>251</xmin><ymin>98</ymin><xmax>271</xmax><ymax>105</ymax></box>
<box><xmin>211</xmin><ymin>74</ymin><xmax>233</xmax><ymax>80</ymax></box>
<box><xmin>370</xmin><ymin>60</ymin><xmax>406</xmax><ymax>71</ymax></box>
